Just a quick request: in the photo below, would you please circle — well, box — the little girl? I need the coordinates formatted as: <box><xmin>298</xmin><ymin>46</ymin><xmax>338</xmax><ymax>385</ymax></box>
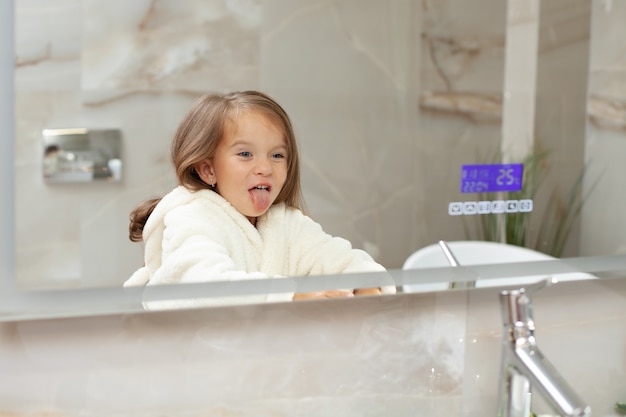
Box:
<box><xmin>125</xmin><ymin>90</ymin><xmax>394</xmax><ymax>305</ymax></box>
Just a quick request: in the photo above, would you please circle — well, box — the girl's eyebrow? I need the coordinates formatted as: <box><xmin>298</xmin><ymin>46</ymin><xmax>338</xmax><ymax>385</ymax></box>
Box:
<box><xmin>229</xmin><ymin>140</ymin><xmax>287</xmax><ymax>151</ymax></box>
<box><xmin>228</xmin><ymin>140</ymin><xmax>253</xmax><ymax>148</ymax></box>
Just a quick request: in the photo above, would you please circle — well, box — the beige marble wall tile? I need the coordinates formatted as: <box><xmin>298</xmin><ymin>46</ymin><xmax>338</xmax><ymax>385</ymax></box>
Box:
<box><xmin>580</xmin><ymin>0</ymin><xmax>626</xmax><ymax>256</ymax></box>
<box><xmin>14</xmin><ymin>0</ymin><xmax>261</xmax><ymax>288</ymax></box>
<box><xmin>415</xmin><ymin>0</ymin><xmax>507</xmax><ymax>245</ymax></box>
<box><xmin>14</xmin><ymin>0</ymin><xmax>81</xmax><ymax>91</ymax></box>
<box><xmin>260</xmin><ymin>1</ymin><xmax>421</xmax><ymax>267</ymax></box>
<box><xmin>528</xmin><ymin>0</ymin><xmax>591</xmax><ymax>257</ymax></box>
<box><xmin>83</xmin><ymin>0</ymin><xmax>261</xmax><ymax>92</ymax></box>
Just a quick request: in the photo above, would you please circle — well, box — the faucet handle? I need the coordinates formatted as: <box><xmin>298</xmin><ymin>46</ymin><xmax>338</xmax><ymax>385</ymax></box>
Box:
<box><xmin>499</xmin><ymin>277</ymin><xmax>557</xmax><ymax>327</ymax></box>
<box><xmin>501</xmin><ymin>276</ymin><xmax>557</xmax><ymax>300</ymax></box>
<box><xmin>524</xmin><ymin>276</ymin><xmax>558</xmax><ymax>296</ymax></box>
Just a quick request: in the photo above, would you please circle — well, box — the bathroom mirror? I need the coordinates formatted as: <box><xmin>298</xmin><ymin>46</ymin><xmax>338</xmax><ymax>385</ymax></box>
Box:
<box><xmin>5</xmin><ymin>0</ymin><xmax>626</xmax><ymax>315</ymax></box>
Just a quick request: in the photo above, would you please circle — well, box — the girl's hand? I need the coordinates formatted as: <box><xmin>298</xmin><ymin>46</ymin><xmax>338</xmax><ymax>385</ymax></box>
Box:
<box><xmin>353</xmin><ymin>287</ymin><xmax>382</xmax><ymax>296</ymax></box>
<box><xmin>292</xmin><ymin>287</ymin><xmax>382</xmax><ymax>300</ymax></box>
<box><xmin>292</xmin><ymin>290</ymin><xmax>354</xmax><ymax>300</ymax></box>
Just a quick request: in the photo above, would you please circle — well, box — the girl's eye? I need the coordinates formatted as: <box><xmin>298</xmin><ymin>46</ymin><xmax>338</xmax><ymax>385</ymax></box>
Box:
<box><xmin>238</xmin><ymin>151</ymin><xmax>252</xmax><ymax>158</ymax></box>
<box><xmin>271</xmin><ymin>153</ymin><xmax>286</xmax><ymax>159</ymax></box>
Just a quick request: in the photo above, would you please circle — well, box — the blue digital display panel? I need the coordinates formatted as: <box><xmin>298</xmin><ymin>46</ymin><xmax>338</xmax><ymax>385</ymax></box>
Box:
<box><xmin>460</xmin><ymin>163</ymin><xmax>523</xmax><ymax>193</ymax></box>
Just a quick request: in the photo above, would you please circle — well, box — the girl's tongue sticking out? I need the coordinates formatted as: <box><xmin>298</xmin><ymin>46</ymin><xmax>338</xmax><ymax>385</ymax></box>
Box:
<box><xmin>249</xmin><ymin>186</ymin><xmax>271</xmax><ymax>211</ymax></box>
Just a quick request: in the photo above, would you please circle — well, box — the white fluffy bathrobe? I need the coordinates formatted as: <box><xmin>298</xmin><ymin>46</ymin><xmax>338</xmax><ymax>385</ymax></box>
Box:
<box><xmin>125</xmin><ymin>186</ymin><xmax>393</xmax><ymax>307</ymax></box>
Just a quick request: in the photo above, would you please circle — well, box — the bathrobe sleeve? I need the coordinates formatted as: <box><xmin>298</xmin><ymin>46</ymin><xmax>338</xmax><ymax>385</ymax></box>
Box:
<box><xmin>280</xmin><ymin>207</ymin><xmax>395</xmax><ymax>294</ymax></box>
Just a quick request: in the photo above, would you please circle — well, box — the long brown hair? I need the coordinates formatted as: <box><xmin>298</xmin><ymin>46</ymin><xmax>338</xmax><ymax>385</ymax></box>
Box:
<box><xmin>129</xmin><ymin>90</ymin><xmax>304</xmax><ymax>242</ymax></box>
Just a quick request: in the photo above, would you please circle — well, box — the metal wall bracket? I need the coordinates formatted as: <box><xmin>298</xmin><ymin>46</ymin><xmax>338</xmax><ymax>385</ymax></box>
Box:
<box><xmin>42</xmin><ymin>128</ymin><xmax>122</xmax><ymax>183</ymax></box>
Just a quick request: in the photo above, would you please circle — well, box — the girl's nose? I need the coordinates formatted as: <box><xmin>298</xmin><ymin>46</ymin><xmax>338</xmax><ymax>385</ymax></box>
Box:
<box><xmin>254</xmin><ymin>158</ymin><xmax>272</xmax><ymax>175</ymax></box>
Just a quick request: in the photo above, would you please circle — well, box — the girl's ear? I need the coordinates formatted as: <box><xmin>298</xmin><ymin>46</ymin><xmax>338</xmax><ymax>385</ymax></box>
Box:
<box><xmin>195</xmin><ymin>160</ymin><xmax>215</xmax><ymax>186</ymax></box>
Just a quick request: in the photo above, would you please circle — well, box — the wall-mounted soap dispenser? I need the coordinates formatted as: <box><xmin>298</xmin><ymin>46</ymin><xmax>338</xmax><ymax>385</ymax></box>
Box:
<box><xmin>42</xmin><ymin>128</ymin><xmax>122</xmax><ymax>183</ymax></box>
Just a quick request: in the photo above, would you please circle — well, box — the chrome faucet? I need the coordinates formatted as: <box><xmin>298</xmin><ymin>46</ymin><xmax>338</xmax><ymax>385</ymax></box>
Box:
<box><xmin>497</xmin><ymin>278</ymin><xmax>591</xmax><ymax>417</ymax></box>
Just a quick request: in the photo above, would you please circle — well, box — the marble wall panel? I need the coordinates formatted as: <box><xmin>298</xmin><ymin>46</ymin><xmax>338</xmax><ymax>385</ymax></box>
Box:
<box><xmin>527</xmin><ymin>0</ymin><xmax>591</xmax><ymax>256</ymax></box>
<box><xmin>260</xmin><ymin>0</ymin><xmax>421</xmax><ymax>266</ymax></box>
<box><xmin>415</xmin><ymin>0</ymin><xmax>507</xmax><ymax>245</ymax></box>
<box><xmin>581</xmin><ymin>0</ymin><xmax>626</xmax><ymax>256</ymax></box>
<box><xmin>82</xmin><ymin>0</ymin><xmax>261</xmax><ymax>92</ymax></box>
<box><xmin>14</xmin><ymin>0</ymin><xmax>262</xmax><ymax>288</ymax></box>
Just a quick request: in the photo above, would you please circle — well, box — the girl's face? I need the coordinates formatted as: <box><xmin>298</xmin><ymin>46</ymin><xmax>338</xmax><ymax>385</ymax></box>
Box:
<box><xmin>197</xmin><ymin>110</ymin><xmax>288</xmax><ymax>224</ymax></box>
